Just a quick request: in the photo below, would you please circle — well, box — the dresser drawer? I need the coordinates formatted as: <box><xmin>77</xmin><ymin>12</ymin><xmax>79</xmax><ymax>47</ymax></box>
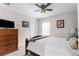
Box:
<box><xmin>0</xmin><ymin>47</ymin><xmax>6</xmax><ymax>55</ymax></box>
<box><xmin>0</xmin><ymin>46</ymin><xmax>5</xmax><ymax>51</ymax></box>
<box><xmin>0</xmin><ymin>40</ymin><xmax>17</xmax><ymax>47</ymax></box>
<box><xmin>0</xmin><ymin>35</ymin><xmax>17</xmax><ymax>40</ymax></box>
<box><xmin>5</xmin><ymin>43</ymin><xmax>18</xmax><ymax>52</ymax></box>
<box><xmin>9</xmin><ymin>44</ymin><xmax>18</xmax><ymax>50</ymax></box>
<box><xmin>0</xmin><ymin>35</ymin><xmax>7</xmax><ymax>40</ymax></box>
<box><xmin>0</xmin><ymin>40</ymin><xmax>6</xmax><ymax>46</ymax></box>
<box><xmin>7</xmin><ymin>29</ymin><xmax>17</xmax><ymax>31</ymax></box>
<box><xmin>8</xmin><ymin>34</ymin><xmax>17</xmax><ymax>39</ymax></box>
<box><xmin>0</xmin><ymin>29</ymin><xmax>17</xmax><ymax>35</ymax></box>
<box><xmin>0</xmin><ymin>38</ymin><xmax>17</xmax><ymax>46</ymax></box>
<box><xmin>0</xmin><ymin>29</ymin><xmax>9</xmax><ymax>35</ymax></box>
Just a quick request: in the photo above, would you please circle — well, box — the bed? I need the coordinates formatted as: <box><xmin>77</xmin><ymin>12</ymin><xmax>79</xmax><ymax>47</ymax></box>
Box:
<box><xmin>26</xmin><ymin>36</ymin><xmax>77</xmax><ymax>56</ymax></box>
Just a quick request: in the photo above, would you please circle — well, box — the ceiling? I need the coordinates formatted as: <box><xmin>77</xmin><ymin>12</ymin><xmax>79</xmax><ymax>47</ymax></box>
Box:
<box><xmin>0</xmin><ymin>3</ymin><xmax>77</xmax><ymax>19</ymax></box>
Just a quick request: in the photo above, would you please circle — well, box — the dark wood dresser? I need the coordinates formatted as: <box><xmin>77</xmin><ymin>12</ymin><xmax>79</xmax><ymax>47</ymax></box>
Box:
<box><xmin>0</xmin><ymin>29</ymin><xmax>18</xmax><ymax>56</ymax></box>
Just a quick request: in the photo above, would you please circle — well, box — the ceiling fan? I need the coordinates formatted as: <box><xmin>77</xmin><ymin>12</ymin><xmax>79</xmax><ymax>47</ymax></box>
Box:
<box><xmin>35</xmin><ymin>3</ymin><xmax>53</xmax><ymax>13</ymax></box>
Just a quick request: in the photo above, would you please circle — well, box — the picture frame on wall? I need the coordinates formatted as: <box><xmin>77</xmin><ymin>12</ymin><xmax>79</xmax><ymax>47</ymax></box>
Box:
<box><xmin>22</xmin><ymin>21</ymin><xmax>29</xmax><ymax>27</ymax></box>
<box><xmin>57</xmin><ymin>20</ymin><xmax>64</xmax><ymax>28</ymax></box>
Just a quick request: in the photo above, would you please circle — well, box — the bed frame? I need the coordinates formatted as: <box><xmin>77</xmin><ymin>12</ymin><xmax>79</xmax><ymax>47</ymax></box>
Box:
<box><xmin>25</xmin><ymin>38</ymin><xmax>40</xmax><ymax>56</ymax></box>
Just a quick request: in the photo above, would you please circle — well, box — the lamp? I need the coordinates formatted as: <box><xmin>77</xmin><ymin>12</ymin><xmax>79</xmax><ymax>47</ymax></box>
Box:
<box><xmin>69</xmin><ymin>28</ymin><xmax>78</xmax><ymax>49</ymax></box>
<box><xmin>67</xmin><ymin>27</ymin><xmax>78</xmax><ymax>41</ymax></box>
<box><xmin>69</xmin><ymin>27</ymin><xmax>78</xmax><ymax>39</ymax></box>
<box><xmin>70</xmin><ymin>28</ymin><xmax>77</xmax><ymax>34</ymax></box>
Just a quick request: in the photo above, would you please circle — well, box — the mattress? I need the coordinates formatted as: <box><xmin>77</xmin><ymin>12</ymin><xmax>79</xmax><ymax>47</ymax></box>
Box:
<box><xmin>27</xmin><ymin>37</ymin><xmax>75</xmax><ymax>56</ymax></box>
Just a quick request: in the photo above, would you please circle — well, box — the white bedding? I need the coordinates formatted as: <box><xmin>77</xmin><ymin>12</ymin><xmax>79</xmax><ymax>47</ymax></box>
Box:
<box><xmin>27</xmin><ymin>37</ymin><xmax>76</xmax><ymax>56</ymax></box>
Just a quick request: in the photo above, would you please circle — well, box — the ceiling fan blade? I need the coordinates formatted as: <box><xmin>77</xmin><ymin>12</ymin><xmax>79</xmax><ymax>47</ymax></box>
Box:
<box><xmin>3</xmin><ymin>3</ymin><xmax>11</xmax><ymax>6</ymax></box>
<box><xmin>35</xmin><ymin>9</ymin><xmax>41</xmax><ymax>12</ymax></box>
<box><xmin>46</xmin><ymin>9</ymin><xmax>53</xmax><ymax>11</ymax></box>
<box><xmin>45</xmin><ymin>3</ymin><xmax>51</xmax><ymax>8</ymax></box>
<box><xmin>35</xmin><ymin>3</ymin><xmax>41</xmax><ymax>8</ymax></box>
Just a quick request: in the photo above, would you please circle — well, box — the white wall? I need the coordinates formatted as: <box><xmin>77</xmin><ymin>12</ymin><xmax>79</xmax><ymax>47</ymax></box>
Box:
<box><xmin>29</xmin><ymin>18</ymin><xmax>38</xmax><ymax>38</ymax></box>
<box><xmin>0</xmin><ymin>6</ymin><xmax>38</xmax><ymax>49</ymax></box>
<box><xmin>38</xmin><ymin>11</ymin><xmax>77</xmax><ymax>38</ymax></box>
<box><xmin>78</xmin><ymin>4</ymin><xmax>79</xmax><ymax>55</ymax></box>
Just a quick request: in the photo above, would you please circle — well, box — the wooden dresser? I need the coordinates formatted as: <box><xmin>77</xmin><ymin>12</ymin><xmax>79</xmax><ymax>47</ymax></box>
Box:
<box><xmin>0</xmin><ymin>29</ymin><xmax>18</xmax><ymax>56</ymax></box>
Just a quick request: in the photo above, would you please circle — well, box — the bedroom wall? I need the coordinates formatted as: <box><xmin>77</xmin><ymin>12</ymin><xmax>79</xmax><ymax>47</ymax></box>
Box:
<box><xmin>0</xmin><ymin>6</ymin><xmax>38</xmax><ymax>49</ymax></box>
<box><xmin>78</xmin><ymin>4</ymin><xmax>79</xmax><ymax>55</ymax></box>
<box><xmin>38</xmin><ymin>10</ymin><xmax>77</xmax><ymax>38</ymax></box>
<box><xmin>29</xmin><ymin>18</ymin><xmax>39</xmax><ymax>38</ymax></box>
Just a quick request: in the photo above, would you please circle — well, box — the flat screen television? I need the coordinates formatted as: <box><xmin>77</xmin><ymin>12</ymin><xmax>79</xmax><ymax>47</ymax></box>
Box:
<box><xmin>0</xmin><ymin>19</ymin><xmax>14</xmax><ymax>28</ymax></box>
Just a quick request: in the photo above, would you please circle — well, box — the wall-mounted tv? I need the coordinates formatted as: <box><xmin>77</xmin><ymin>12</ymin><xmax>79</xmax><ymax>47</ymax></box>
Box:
<box><xmin>0</xmin><ymin>19</ymin><xmax>14</xmax><ymax>28</ymax></box>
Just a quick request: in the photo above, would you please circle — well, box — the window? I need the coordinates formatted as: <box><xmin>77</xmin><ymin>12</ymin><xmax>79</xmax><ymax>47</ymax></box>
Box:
<box><xmin>42</xmin><ymin>22</ymin><xmax>50</xmax><ymax>36</ymax></box>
